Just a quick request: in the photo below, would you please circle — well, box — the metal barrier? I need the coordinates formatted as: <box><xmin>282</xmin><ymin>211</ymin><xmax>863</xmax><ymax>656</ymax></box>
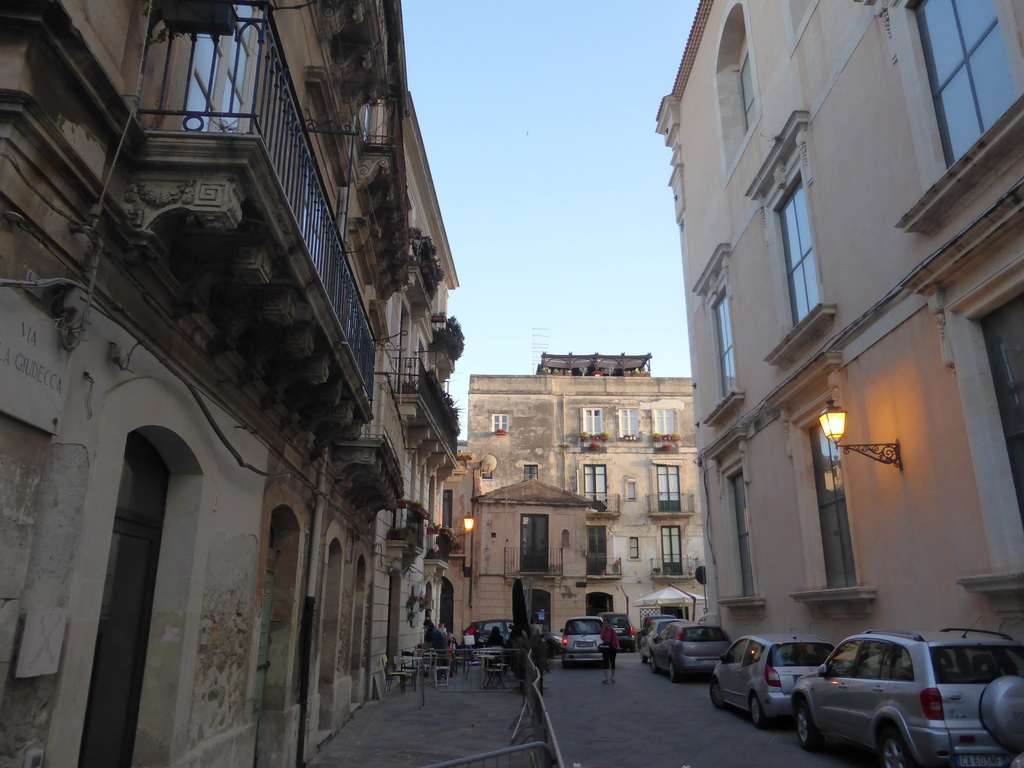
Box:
<box><xmin>408</xmin><ymin>647</ymin><xmax>563</xmax><ymax>768</ymax></box>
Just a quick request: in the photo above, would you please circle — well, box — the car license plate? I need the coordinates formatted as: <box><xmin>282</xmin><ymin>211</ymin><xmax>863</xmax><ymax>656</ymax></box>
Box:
<box><xmin>699</xmin><ymin>658</ymin><xmax>716</xmax><ymax>664</ymax></box>
<box><xmin>956</xmin><ymin>756</ymin><xmax>1007</xmax><ymax>767</ymax></box>
<box><xmin>576</xmin><ymin>641</ymin><xmax>594</xmax><ymax>648</ymax></box>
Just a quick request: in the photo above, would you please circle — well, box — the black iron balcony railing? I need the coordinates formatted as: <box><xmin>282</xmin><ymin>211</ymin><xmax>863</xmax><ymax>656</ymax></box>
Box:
<box><xmin>650</xmin><ymin>555</ymin><xmax>700</xmax><ymax>577</ymax></box>
<box><xmin>504</xmin><ymin>548</ymin><xmax>563</xmax><ymax>576</ymax></box>
<box><xmin>585</xmin><ymin>555</ymin><xmax>622</xmax><ymax>577</ymax></box>
<box><xmin>393</xmin><ymin>359</ymin><xmax>458</xmax><ymax>456</ymax></box>
<box><xmin>138</xmin><ymin>7</ymin><xmax>375</xmax><ymax>396</ymax></box>
<box><xmin>584</xmin><ymin>494</ymin><xmax>620</xmax><ymax>514</ymax></box>
<box><xmin>646</xmin><ymin>493</ymin><xmax>695</xmax><ymax>514</ymax></box>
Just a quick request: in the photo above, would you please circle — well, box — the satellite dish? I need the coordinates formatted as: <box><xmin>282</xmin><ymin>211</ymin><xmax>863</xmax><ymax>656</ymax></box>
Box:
<box><xmin>480</xmin><ymin>454</ymin><xmax>498</xmax><ymax>473</ymax></box>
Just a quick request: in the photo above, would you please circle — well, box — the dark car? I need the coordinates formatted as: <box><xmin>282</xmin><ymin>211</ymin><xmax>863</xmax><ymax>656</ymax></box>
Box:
<box><xmin>597</xmin><ymin>612</ymin><xmax>636</xmax><ymax>652</ymax></box>
<box><xmin>463</xmin><ymin>619</ymin><xmax>513</xmax><ymax>646</ymax></box>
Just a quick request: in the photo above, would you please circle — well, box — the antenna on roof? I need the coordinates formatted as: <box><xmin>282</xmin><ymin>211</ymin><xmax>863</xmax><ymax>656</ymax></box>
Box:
<box><xmin>531</xmin><ymin>327</ymin><xmax>548</xmax><ymax>372</ymax></box>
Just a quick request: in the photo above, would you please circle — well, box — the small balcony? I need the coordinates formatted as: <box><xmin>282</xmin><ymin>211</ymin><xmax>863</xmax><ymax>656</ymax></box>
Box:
<box><xmin>646</xmin><ymin>494</ymin><xmax>695</xmax><ymax>517</ymax></box>
<box><xmin>584</xmin><ymin>494</ymin><xmax>620</xmax><ymax>517</ymax></box>
<box><xmin>391</xmin><ymin>359</ymin><xmax>459</xmax><ymax>462</ymax></box>
<box><xmin>586</xmin><ymin>556</ymin><xmax>623</xmax><ymax>578</ymax></box>
<box><xmin>504</xmin><ymin>548</ymin><xmax>563</xmax><ymax>576</ymax></box>
<box><xmin>650</xmin><ymin>556</ymin><xmax>700</xmax><ymax>580</ymax></box>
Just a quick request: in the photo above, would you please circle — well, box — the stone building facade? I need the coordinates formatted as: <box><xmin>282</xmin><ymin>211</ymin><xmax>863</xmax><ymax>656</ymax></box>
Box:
<box><xmin>0</xmin><ymin>1</ymin><xmax>460</xmax><ymax>766</ymax></box>
<box><xmin>658</xmin><ymin>0</ymin><xmax>1024</xmax><ymax>640</ymax></box>
<box><xmin>461</xmin><ymin>355</ymin><xmax>705</xmax><ymax>633</ymax></box>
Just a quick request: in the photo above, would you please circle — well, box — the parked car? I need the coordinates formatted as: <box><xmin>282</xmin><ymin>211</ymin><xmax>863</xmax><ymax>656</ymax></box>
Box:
<box><xmin>709</xmin><ymin>634</ymin><xmax>834</xmax><ymax>728</ymax></box>
<box><xmin>640</xmin><ymin>618</ymin><xmax>680</xmax><ymax>664</ymax></box>
<box><xmin>541</xmin><ymin>631</ymin><xmax>563</xmax><ymax>657</ymax></box>
<box><xmin>463</xmin><ymin>619</ymin><xmax>513</xmax><ymax>646</ymax></box>
<box><xmin>597</xmin><ymin>612</ymin><xmax>636</xmax><ymax>652</ymax></box>
<box><xmin>636</xmin><ymin>613</ymin><xmax>676</xmax><ymax>652</ymax></box>
<box><xmin>791</xmin><ymin>628</ymin><xmax>1024</xmax><ymax>767</ymax></box>
<box><xmin>560</xmin><ymin>616</ymin><xmax>604</xmax><ymax>668</ymax></box>
<box><xmin>649</xmin><ymin>620</ymin><xmax>730</xmax><ymax>681</ymax></box>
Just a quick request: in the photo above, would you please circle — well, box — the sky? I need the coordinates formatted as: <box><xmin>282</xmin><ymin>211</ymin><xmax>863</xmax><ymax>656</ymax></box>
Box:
<box><xmin>400</xmin><ymin>2</ymin><xmax>701</xmax><ymax>436</ymax></box>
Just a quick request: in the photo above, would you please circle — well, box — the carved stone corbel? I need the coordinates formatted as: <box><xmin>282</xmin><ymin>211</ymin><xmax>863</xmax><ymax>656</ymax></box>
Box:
<box><xmin>124</xmin><ymin>176</ymin><xmax>243</xmax><ymax>233</ymax></box>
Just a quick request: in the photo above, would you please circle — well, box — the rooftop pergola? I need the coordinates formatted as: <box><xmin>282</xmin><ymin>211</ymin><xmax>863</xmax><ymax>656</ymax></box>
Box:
<box><xmin>537</xmin><ymin>353</ymin><xmax>652</xmax><ymax>376</ymax></box>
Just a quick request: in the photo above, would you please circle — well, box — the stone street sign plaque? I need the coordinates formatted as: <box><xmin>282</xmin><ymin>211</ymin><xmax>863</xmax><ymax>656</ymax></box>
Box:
<box><xmin>0</xmin><ymin>290</ymin><xmax>71</xmax><ymax>434</ymax></box>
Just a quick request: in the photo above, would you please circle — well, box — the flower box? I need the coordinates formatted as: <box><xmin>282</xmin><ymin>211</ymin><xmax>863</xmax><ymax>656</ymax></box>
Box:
<box><xmin>494</xmin><ymin>428</ymin><xmax>508</xmax><ymax>435</ymax></box>
<box><xmin>621</xmin><ymin>434</ymin><xmax>638</xmax><ymax>441</ymax></box>
<box><xmin>660</xmin><ymin>444</ymin><xmax>674</xmax><ymax>451</ymax></box>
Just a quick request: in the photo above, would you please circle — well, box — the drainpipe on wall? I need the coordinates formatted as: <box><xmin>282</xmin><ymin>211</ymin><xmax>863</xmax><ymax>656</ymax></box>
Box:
<box><xmin>297</xmin><ymin>463</ymin><xmax>328</xmax><ymax>767</ymax></box>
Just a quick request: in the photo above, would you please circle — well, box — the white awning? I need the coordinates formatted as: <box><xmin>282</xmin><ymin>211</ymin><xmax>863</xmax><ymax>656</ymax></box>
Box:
<box><xmin>634</xmin><ymin>587</ymin><xmax>706</xmax><ymax>607</ymax></box>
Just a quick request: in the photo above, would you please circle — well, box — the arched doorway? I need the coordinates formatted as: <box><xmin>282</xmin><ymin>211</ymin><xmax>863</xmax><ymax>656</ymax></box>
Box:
<box><xmin>255</xmin><ymin>507</ymin><xmax>302</xmax><ymax>768</ymax></box>
<box><xmin>317</xmin><ymin>539</ymin><xmax>343</xmax><ymax>731</ymax></box>
<box><xmin>529</xmin><ymin>588</ymin><xmax>552</xmax><ymax>632</ymax></box>
<box><xmin>439</xmin><ymin>578</ymin><xmax>454</xmax><ymax>636</ymax></box>
<box><xmin>586</xmin><ymin>591</ymin><xmax>613</xmax><ymax>615</ymax></box>
<box><xmin>79</xmin><ymin>432</ymin><xmax>168</xmax><ymax>768</ymax></box>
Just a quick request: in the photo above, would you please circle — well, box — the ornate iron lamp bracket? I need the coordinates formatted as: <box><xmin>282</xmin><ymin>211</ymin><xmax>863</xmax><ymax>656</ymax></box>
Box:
<box><xmin>840</xmin><ymin>441</ymin><xmax>902</xmax><ymax>470</ymax></box>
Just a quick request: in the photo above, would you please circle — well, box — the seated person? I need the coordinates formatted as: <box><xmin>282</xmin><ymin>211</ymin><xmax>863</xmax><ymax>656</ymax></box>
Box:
<box><xmin>485</xmin><ymin>626</ymin><xmax>505</xmax><ymax>647</ymax></box>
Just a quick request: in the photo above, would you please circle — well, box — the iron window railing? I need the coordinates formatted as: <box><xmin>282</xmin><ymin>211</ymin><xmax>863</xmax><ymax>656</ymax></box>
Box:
<box><xmin>504</xmin><ymin>548</ymin><xmax>563</xmax><ymax>576</ymax></box>
<box><xmin>138</xmin><ymin>6</ymin><xmax>375</xmax><ymax>397</ymax></box>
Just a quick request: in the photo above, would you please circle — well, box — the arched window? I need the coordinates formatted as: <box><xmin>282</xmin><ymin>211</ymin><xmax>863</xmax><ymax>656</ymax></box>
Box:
<box><xmin>716</xmin><ymin>4</ymin><xmax>758</xmax><ymax>161</ymax></box>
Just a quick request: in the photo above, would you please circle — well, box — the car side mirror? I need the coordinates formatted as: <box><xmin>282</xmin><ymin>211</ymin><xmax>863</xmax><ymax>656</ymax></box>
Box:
<box><xmin>817</xmin><ymin>663</ymin><xmax>829</xmax><ymax>677</ymax></box>
<box><xmin>720</xmin><ymin>653</ymin><xmax>728</xmax><ymax>662</ymax></box>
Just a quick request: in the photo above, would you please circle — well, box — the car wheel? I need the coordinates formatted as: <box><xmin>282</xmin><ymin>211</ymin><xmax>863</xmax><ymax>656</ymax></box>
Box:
<box><xmin>795</xmin><ymin>700</ymin><xmax>824</xmax><ymax>751</ymax></box>
<box><xmin>709</xmin><ymin>679</ymin><xmax>726</xmax><ymax>709</ymax></box>
<box><xmin>749</xmin><ymin>693</ymin><xmax>772</xmax><ymax>729</ymax></box>
<box><xmin>561</xmin><ymin>659</ymin><xmax>571</xmax><ymax>670</ymax></box>
<box><xmin>879</xmin><ymin>728</ymin><xmax>921</xmax><ymax>768</ymax></box>
<box><xmin>668</xmin><ymin>659</ymin><xmax>682</xmax><ymax>683</ymax></box>
<box><xmin>650</xmin><ymin>654</ymin><xmax>659</xmax><ymax>674</ymax></box>
<box><xmin>640</xmin><ymin>649</ymin><xmax>648</xmax><ymax>664</ymax></box>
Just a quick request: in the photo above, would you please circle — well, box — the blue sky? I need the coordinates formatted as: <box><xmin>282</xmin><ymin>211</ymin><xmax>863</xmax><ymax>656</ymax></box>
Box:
<box><xmin>401</xmin><ymin>2</ymin><xmax>700</xmax><ymax>435</ymax></box>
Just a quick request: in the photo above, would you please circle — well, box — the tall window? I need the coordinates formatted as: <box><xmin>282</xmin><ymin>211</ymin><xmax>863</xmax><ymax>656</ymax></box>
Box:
<box><xmin>660</xmin><ymin>526</ymin><xmax>683</xmax><ymax>575</ymax></box>
<box><xmin>731</xmin><ymin>474</ymin><xmax>754</xmax><ymax>596</ymax></box>
<box><xmin>586</xmin><ymin>526</ymin><xmax>607</xmax><ymax>575</ymax></box>
<box><xmin>656</xmin><ymin>466</ymin><xmax>681</xmax><ymax>512</ymax></box>
<box><xmin>582</xmin><ymin>408</ymin><xmax>603</xmax><ymax>434</ymax></box>
<box><xmin>811</xmin><ymin>431</ymin><xmax>856</xmax><ymax>588</ymax></box>
<box><xmin>740</xmin><ymin>53</ymin><xmax>756</xmax><ymax>131</ymax></box>
<box><xmin>653</xmin><ymin>409</ymin><xmax>675</xmax><ymax>435</ymax></box>
<box><xmin>492</xmin><ymin>414</ymin><xmax>509</xmax><ymax>432</ymax></box>
<box><xmin>442</xmin><ymin>489</ymin><xmax>453</xmax><ymax>528</ymax></box>
<box><xmin>520</xmin><ymin>514</ymin><xmax>549</xmax><ymax>573</ymax></box>
<box><xmin>618</xmin><ymin>408</ymin><xmax>638</xmax><ymax>437</ymax></box>
<box><xmin>186</xmin><ymin>18</ymin><xmax>259</xmax><ymax>132</ymax></box>
<box><xmin>918</xmin><ymin>0</ymin><xmax>1015</xmax><ymax>166</ymax></box>
<box><xmin>583</xmin><ymin>465</ymin><xmax>607</xmax><ymax>502</ymax></box>
<box><xmin>780</xmin><ymin>183</ymin><xmax>819</xmax><ymax>324</ymax></box>
<box><xmin>629</xmin><ymin>537</ymin><xmax>639</xmax><ymax>559</ymax></box>
<box><xmin>983</xmin><ymin>296</ymin><xmax>1024</xmax><ymax>526</ymax></box>
<box><xmin>625</xmin><ymin>479</ymin><xmax>637</xmax><ymax>501</ymax></box>
<box><xmin>714</xmin><ymin>293</ymin><xmax>736</xmax><ymax>395</ymax></box>
<box><xmin>523</xmin><ymin>464</ymin><xmax>539</xmax><ymax>481</ymax></box>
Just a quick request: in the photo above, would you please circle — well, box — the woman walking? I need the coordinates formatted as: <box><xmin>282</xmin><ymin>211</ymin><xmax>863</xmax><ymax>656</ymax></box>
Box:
<box><xmin>599</xmin><ymin>618</ymin><xmax>620</xmax><ymax>683</ymax></box>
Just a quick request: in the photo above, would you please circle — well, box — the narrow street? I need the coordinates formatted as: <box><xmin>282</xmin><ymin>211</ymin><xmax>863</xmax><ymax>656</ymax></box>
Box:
<box><xmin>542</xmin><ymin>652</ymin><xmax>875</xmax><ymax>768</ymax></box>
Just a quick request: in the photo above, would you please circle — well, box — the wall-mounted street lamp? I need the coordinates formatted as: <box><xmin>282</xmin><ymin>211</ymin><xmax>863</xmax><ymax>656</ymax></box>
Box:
<box><xmin>463</xmin><ymin>516</ymin><xmax>474</xmax><ymax>532</ymax></box>
<box><xmin>818</xmin><ymin>399</ymin><xmax>902</xmax><ymax>470</ymax></box>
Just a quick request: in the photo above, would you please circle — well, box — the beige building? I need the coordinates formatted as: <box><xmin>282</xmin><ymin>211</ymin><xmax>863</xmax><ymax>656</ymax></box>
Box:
<box><xmin>657</xmin><ymin>0</ymin><xmax>1024</xmax><ymax>641</ymax></box>
<box><xmin>0</xmin><ymin>1</ymin><xmax>460</xmax><ymax>766</ymax></box>
<box><xmin>460</xmin><ymin>355</ymin><xmax>705</xmax><ymax>634</ymax></box>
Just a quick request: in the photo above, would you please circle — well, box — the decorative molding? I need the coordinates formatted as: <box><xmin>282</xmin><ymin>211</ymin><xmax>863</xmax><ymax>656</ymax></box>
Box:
<box><xmin>790</xmin><ymin>586</ymin><xmax>877</xmax><ymax>619</ymax></box>
<box><xmin>746</xmin><ymin>111</ymin><xmax>812</xmax><ymax>201</ymax></box>
<box><xmin>718</xmin><ymin>595</ymin><xmax>767</xmax><ymax>620</ymax></box>
<box><xmin>703</xmin><ymin>390</ymin><xmax>745</xmax><ymax>428</ymax></box>
<box><xmin>693</xmin><ymin>242</ymin><xmax>732</xmax><ymax>298</ymax></box>
<box><xmin>124</xmin><ymin>176</ymin><xmax>243</xmax><ymax>233</ymax></box>
<box><xmin>764</xmin><ymin>303</ymin><xmax>837</xmax><ymax>367</ymax></box>
<box><xmin>955</xmin><ymin>572</ymin><xmax>1024</xmax><ymax>620</ymax></box>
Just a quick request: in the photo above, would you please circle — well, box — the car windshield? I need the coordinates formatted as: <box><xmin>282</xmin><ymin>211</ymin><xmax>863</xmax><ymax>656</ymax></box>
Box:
<box><xmin>930</xmin><ymin>644</ymin><xmax>1024</xmax><ymax>684</ymax></box>
<box><xmin>681</xmin><ymin>626</ymin><xmax>727</xmax><ymax>642</ymax></box>
<box><xmin>769</xmin><ymin>642</ymin><xmax>833</xmax><ymax>667</ymax></box>
<box><xmin>566</xmin><ymin>619</ymin><xmax>602</xmax><ymax>635</ymax></box>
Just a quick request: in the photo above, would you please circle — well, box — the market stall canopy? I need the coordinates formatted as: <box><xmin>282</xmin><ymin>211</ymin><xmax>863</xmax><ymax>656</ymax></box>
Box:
<box><xmin>634</xmin><ymin>587</ymin><xmax>706</xmax><ymax>607</ymax></box>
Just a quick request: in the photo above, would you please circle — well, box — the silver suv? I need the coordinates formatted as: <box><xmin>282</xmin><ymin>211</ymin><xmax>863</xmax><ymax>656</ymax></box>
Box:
<box><xmin>791</xmin><ymin>628</ymin><xmax>1024</xmax><ymax>768</ymax></box>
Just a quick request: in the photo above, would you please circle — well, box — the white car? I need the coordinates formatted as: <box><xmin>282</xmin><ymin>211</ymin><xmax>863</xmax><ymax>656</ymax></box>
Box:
<box><xmin>560</xmin><ymin>616</ymin><xmax>604</xmax><ymax>669</ymax></box>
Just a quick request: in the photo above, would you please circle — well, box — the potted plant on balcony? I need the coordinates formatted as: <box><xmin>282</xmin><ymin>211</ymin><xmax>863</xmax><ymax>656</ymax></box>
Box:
<box><xmin>397</xmin><ymin>499</ymin><xmax>408</xmax><ymax>509</ymax></box>
<box><xmin>660</xmin><ymin>443</ymin><xmax>673</xmax><ymax>451</ymax></box>
<box><xmin>613</xmin><ymin>558</ymin><xmax>622</xmax><ymax>574</ymax></box>
<box><xmin>579</xmin><ymin>431</ymin><xmax>590</xmax><ymax>440</ymax></box>
<box><xmin>448</xmin><ymin>538</ymin><xmax>463</xmax><ymax>554</ymax></box>
<box><xmin>589</xmin><ymin>441</ymin><xmax>602</xmax><ymax>451</ymax></box>
<box><xmin>670</xmin><ymin>432</ymin><xmax>681</xmax><ymax>441</ymax></box>
<box><xmin>494</xmin><ymin>428</ymin><xmax>508</xmax><ymax>435</ymax></box>
<box><xmin>408</xmin><ymin>501</ymin><xmax>427</xmax><ymax>519</ymax></box>
<box><xmin>386</xmin><ymin>526</ymin><xmax>409</xmax><ymax>541</ymax></box>
<box><xmin>598</xmin><ymin>431</ymin><xmax>610</xmax><ymax>441</ymax></box>
<box><xmin>652</xmin><ymin>433</ymin><xmax>662</xmax><ymax>441</ymax></box>
<box><xmin>621</xmin><ymin>434</ymin><xmax>638</xmax><ymax>441</ymax></box>
<box><xmin>652</xmin><ymin>566</ymin><xmax>662</xmax><ymax>576</ymax></box>
<box><xmin>435</xmin><ymin>525</ymin><xmax>454</xmax><ymax>540</ymax></box>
